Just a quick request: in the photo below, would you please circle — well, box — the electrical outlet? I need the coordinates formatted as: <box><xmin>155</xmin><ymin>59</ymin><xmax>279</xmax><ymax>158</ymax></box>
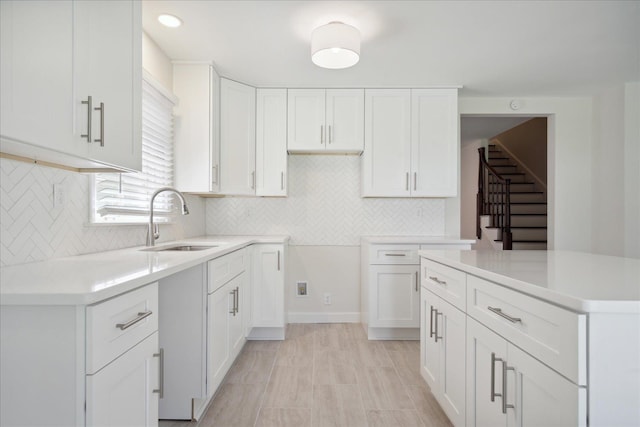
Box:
<box><xmin>296</xmin><ymin>281</ymin><xmax>308</xmax><ymax>296</ymax></box>
<box><xmin>323</xmin><ymin>293</ymin><xmax>332</xmax><ymax>305</ymax></box>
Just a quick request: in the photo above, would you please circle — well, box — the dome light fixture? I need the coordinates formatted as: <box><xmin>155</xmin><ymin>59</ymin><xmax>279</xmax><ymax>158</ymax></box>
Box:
<box><xmin>311</xmin><ymin>21</ymin><xmax>360</xmax><ymax>69</ymax></box>
<box><xmin>158</xmin><ymin>14</ymin><xmax>182</xmax><ymax>28</ymax></box>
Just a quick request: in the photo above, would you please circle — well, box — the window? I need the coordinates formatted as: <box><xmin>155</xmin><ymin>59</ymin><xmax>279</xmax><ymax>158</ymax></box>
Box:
<box><xmin>91</xmin><ymin>76</ymin><xmax>176</xmax><ymax>224</ymax></box>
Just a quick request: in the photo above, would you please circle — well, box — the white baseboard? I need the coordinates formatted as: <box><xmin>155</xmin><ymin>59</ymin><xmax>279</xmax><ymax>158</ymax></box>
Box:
<box><xmin>287</xmin><ymin>312</ymin><xmax>361</xmax><ymax>323</ymax></box>
<box><xmin>247</xmin><ymin>327</ymin><xmax>285</xmax><ymax>340</ymax></box>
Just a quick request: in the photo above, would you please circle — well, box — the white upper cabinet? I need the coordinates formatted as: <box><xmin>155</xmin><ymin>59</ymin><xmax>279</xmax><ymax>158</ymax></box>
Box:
<box><xmin>362</xmin><ymin>88</ymin><xmax>458</xmax><ymax>198</ymax></box>
<box><xmin>220</xmin><ymin>78</ymin><xmax>256</xmax><ymax>195</ymax></box>
<box><xmin>411</xmin><ymin>89</ymin><xmax>458</xmax><ymax>197</ymax></box>
<box><xmin>1</xmin><ymin>1</ymin><xmax>76</xmax><ymax>155</ymax></box>
<box><xmin>256</xmin><ymin>89</ymin><xmax>288</xmax><ymax>196</ymax></box>
<box><xmin>173</xmin><ymin>63</ymin><xmax>221</xmax><ymax>193</ymax></box>
<box><xmin>287</xmin><ymin>89</ymin><xmax>364</xmax><ymax>154</ymax></box>
<box><xmin>362</xmin><ymin>89</ymin><xmax>412</xmax><ymax>197</ymax></box>
<box><xmin>0</xmin><ymin>0</ymin><xmax>141</xmax><ymax>172</ymax></box>
<box><xmin>76</xmin><ymin>0</ymin><xmax>142</xmax><ymax>171</ymax></box>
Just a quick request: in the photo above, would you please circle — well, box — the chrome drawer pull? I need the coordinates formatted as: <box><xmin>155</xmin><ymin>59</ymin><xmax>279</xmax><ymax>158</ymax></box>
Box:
<box><xmin>115</xmin><ymin>310</ymin><xmax>152</xmax><ymax>330</ymax></box>
<box><xmin>385</xmin><ymin>253</ymin><xmax>406</xmax><ymax>257</ymax></box>
<box><xmin>428</xmin><ymin>276</ymin><xmax>447</xmax><ymax>286</ymax></box>
<box><xmin>488</xmin><ymin>306</ymin><xmax>522</xmax><ymax>323</ymax></box>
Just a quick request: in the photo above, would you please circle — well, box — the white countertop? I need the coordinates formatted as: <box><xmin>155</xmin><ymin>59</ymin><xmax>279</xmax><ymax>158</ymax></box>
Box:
<box><xmin>0</xmin><ymin>236</ymin><xmax>289</xmax><ymax>306</ymax></box>
<box><xmin>419</xmin><ymin>250</ymin><xmax>640</xmax><ymax>313</ymax></box>
<box><xmin>362</xmin><ymin>236</ymin><xmax>475</xmax><ymax>245</ymax></box>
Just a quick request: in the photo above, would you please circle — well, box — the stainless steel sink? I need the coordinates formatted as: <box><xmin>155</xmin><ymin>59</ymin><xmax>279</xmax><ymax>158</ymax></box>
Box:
<box><xmin>143</xmin><ymin>245</ymin><xmax>218</xmax><ymax>252</ymax></box>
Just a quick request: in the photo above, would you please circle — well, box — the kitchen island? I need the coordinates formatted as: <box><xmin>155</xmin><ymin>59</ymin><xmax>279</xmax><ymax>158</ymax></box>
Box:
<box><xmin>419</xmin><ymin>249</ymin><xmax>639</xmax><ymax>427</ymax></box>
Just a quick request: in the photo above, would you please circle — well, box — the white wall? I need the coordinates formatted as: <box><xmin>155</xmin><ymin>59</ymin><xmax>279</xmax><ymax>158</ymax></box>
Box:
<box><xmin>459</xmin><ymin>97</ymin><xmax>593</xmax><ymax>252</ymax></box>
<box><xmin>205</xmin><ymin>155</ymin><xmax>447</xmax><ymax>319</ymax></box>
<box><xmin>624</xmin><ymin>83</ymin><xmax>640</xmax><ymax>259</ymax></box>
<box><xmin>142</xmin><ymin>32</ymin><xmax>173</xmax><ymax>90</ymax></box>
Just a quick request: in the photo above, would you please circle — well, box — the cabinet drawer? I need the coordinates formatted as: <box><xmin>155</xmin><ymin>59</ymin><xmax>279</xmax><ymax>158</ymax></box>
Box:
<box><xmin>369</xmin><ymin>244</ymin><xmax>419</xmax><ymax>264</ymax></box>
<box><xmin>208</xmin><ymin>248</ymin><xmax>248</xmax><ymax>293</ymax></box>
<box><xmin>421</xmin><ymin>259</ymin><xmax>466</xmax><ymax>311</ymax></box>
<box><xmin>467</xmin><ymin>275</ymin><xmax>587</xmax><ymax>385</ymax></box>
<box><xmin>86</xmin><ymin>283</ymin><xmax>158</xmax><ymax>374</ymax></box>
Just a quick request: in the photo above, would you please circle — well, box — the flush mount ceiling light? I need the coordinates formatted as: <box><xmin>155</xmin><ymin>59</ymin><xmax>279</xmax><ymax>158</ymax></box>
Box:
<box><xmin>311</xmin><ymin>21</ymin><xmax>360</xmax><ymax>69</ymax></box>
<box><xmin>158</xmin><ymin>14</ymin><xmax>182</xmax><ymax>28</ymax></box>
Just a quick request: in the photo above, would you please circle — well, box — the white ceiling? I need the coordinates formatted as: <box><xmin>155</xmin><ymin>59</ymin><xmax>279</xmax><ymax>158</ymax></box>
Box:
<box><xmin>142</xmin><ymin>1</ymin><xmax>640</xmax><ymax>97</ymax></box>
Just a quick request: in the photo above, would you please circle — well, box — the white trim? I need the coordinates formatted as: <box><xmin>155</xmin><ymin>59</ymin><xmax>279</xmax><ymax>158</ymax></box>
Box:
<box><xmin>286</xmin><ymin>312</ymin><xmax>360</xmax><ymax>323</ymax></box>
<box><xmin>246</xmin><ymin>327</ymin><xmax>285</xmax><ymax>340</ymax></box>
<box><xmin>367</xmin><ymin>327</ymin><xmax>420</xmax><ymax>340</ymax></box>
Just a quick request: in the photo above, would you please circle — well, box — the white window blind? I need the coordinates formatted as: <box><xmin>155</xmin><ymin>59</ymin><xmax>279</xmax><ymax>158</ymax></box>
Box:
<box><xmin>92</xmin><ymin>78</ymin><xmax>176</xmax><ymax>224</ymax></box>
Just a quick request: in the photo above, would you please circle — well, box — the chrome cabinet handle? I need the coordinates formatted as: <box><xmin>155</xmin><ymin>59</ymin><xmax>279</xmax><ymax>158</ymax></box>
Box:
<box><xmin>81</xmin><ymin>96</ymin><xmax>92</xmax><ymax>142</ymax></box>
<box><xmin>277</xmin><ymin>250</ymin><xmax>281</xmax><ymax>271</ymax></box>
<box><xmin>490</xmin><ymin>352</ymin><xmax>501</xmax><ymax>403</ymax></box>
<box><xmin>320</xmin><ymin>125</ymin><xmax>324</xmax><ymax>144</ymax></box>
<box><xmin>488</xmin><ymin>306</ymin><xmax>522</xmax><ymax>323</ymax></box>
<box><xmin>280</xmin><ymin>172</ymin><xmax>284</xmax><ymax>190</ymax></box>
<box><xmin>212</xmin><ymin>165</ymin><xmax>218</xmax><ymax>185</ymax></box>
<box><xmin>115</xmin><ymin>311</ymin><xmax>152</xmax><ymax>330</ymax></box>
<box><xmin>415</xmin><ymin>271</ymin><xmax>419</xmax><ymax>292</ymax></box>
<box><xmin>429</xmin><ymin>276</ymin><xmax>447</xmax><ymax>286</ymax></box>
<box><xmin>502</xmin><ymin>360</ymin><xmax>515</xmax><ymax>414</ymax></box>
<box><xmin>153</xmin><ymin>348</ymin><xmax>164</xmax><ymax>398</ymax></box>
<box><xmin>229</xmin><ymin>289</ymin><xmax>236</xmax><ymax>316</ymax></box>
<box><xmin>434</xmin><ymin>310</ymin><xmax>442</xmax><ymax>342</ymax></box>
<box><xmin>429</xmin><ymin>306</ymin><xmax>436</xmax><ymax>339</ymax></box>
<box><xmin>414</xmin><ymin>172</ymin><xmax>417</xmax><ymax>191</ymax></box>
<box><xmin>385</xmin><ymin>253</ymin><xmax>406</xmax><ymax>257</ymax></box>
<box><xmin>328</xmin><ymin>125</ymin><xmax>332</xmax><ymax>143</ymax></box>
<box><xmin>405</xmin><ymin>173</ymin><xmax>409</xmax><ymax>191</ymax></box>
<box><xmin>234</xmin><ymin>287</ymin><xmax>239</xmax><ymax>314</ymax></box>
<box><xmin>94</xmin><ymin>102</ymin><xmax>104</xmax><ymax>147</ymax></box>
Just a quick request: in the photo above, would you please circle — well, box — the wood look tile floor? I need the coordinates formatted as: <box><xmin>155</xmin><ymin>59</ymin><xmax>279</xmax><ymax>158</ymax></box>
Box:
<box><xmin>160</xmin><ymin>323</ymin><xmax>452</xmax><ymax>427</ymax></box>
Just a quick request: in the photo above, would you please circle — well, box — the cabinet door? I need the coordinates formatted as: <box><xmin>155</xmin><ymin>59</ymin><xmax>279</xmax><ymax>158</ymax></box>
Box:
<box><xmin>174</xmin><ymin>63</ymin><xmax>220</xmax><ymax>193</ymax></box>
<box><xmin>369</xmin><ymin>265</ymin><xmax>419</xmax><ymax>328</ymax></box>
<box><xmin>228</xmin><ymin>273</ymin><xmax>246</xmax><ymax>360</ymax></box>
<box><xmin>411</xmin><ymin>89</ymin><xmax>458</xmax><ymax>197</ymax></box>
<box><xmin>325</xmin><ymin>89</ymin><xmax>364</xmax><ymax>153</ymax></box>
<box><xmin>439</xmin><ymin>298</ymin><xmax>466</xmax><ymax>427</ymax></box>
<box><xmin>287</xmin><ymin>89</ymin><xmax>325</xmax><ymax>152</ymax></box>
<box><xmin>86</xmin><ymin>332</ymin><xmax>159</xmax><ymax>427</ymax></box>
<box><xmin>252</xmin><ymin>244</ymin><xmax>285</xmax><ymax>328</ymax></box>
<box><xmin>0</xmin><ymin>1</ymin><xmax>76</xmax><ymax>154</ymax></box>
<box><xmin>362</xmin><ymin>89</ymin><xmax>412</xmax><ymax>197</ymax></box>
<box><xmin>220</xmin><ymin>78</ymin><xmax>256</xmax><ymax>195</ymax></box>
<box><xmin>76</xmin><ymin>0</ymin><xmax>142</xmax><ymax>171</ymax></box>
<box><xmin>207</xmin><ymin>284</ymin><xmax>231</xmax><ymax>396</ymax></box>
<box><xmin>467</xmin><ymin>318</ymin><xmax>508</xmax><ymax>427</ymax></box>
<box><xmin>508</xmin><ymin>345</ymin><xmax>586</xmax><ymax>427</ymax></box>
<box><xmin>256</xmin><ymin>88</ymin><xmax>288</xmax><ymax>196</ymax></box>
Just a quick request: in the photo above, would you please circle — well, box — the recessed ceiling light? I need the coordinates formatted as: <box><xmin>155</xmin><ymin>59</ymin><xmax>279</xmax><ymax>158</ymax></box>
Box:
<box><xmin>158</xmin><ymin>14</ymin><xmax>182</xmax><ymax>28</ymax></box>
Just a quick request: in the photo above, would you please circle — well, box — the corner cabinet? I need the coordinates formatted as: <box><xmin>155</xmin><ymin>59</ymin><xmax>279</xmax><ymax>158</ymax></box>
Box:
<box><xmin>361</xmin><ymin>88</ymin><xmax>458</xmax><ymax>197</ymax></box>
<box><xmin>220</xmin><ymin>78</ymin><xmax>256</xmax><ymax>195</ymax></box>
<box><xmin>173</xmin><ymin>63</ymin><xmax>221</xmax><ymax>193</ymax></box>
<box><xmin>287</xmin><ymin>89</ymin><xmax>364</xmax><ymax>154</ymax></box>
<box><xmin>0</xmin><ymin>0</ymin><xmax>142</xmax><ymax>172</ymax></box>
<box><xmin>256</xmin><ymin>89</ymin><xmax>288</xmax><ymax>196</ymax></box>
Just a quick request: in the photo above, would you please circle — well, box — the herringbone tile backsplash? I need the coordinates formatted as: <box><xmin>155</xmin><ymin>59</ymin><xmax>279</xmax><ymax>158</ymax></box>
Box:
<box><xmin>0</xmin><ymin>158</ymin><xmax>205</xmax><ymax>267</ymax></box>
<box><xmin>206</xmin><ymin>156</ymin><xmax>445</xmax><ymax>245</ymax></box>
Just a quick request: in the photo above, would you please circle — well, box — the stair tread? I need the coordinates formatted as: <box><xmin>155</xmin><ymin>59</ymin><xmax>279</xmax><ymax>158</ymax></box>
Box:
<box><xmin>511</xmin><ymin>213</ymin><xmax>547</xmax><ymax>216</ymax></box>
<box><xmin>511</xmin><ymin>202</ymin><xmax>547</xmax><ymax>205</ymax></box>
<box><xmin>489</xmin><ymin>190</ymin><xmax>544</xmax><ymax>194</ymax></box>
<box><xmin>486</xmin><ymin>226</ymin><xmax>547</xmax><ymax>230</ymax></box>
<box><xmin>495</xmin><ymin>239</ymin><xmax>548</xmax><ymax>243</ymax></box>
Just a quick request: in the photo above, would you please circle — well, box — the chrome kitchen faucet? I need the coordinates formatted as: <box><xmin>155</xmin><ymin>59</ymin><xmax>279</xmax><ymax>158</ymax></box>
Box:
<box><xmin>147</xmin><ymin>187</ymin><xmax>189</xmax><ymax>246</ymax></box>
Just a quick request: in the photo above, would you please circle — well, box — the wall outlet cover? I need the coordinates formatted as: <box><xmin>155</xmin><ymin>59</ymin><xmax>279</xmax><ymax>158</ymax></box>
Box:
<box><xmin>296</xmin><ymin>281</ymin><xmax>308</xmax><ymax>296</ymax></box>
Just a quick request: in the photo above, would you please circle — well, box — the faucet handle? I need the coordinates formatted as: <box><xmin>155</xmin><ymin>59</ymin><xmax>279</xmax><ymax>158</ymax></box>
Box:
<box><xmin>153</xmin><ymin>223</ymin><xmax>160</xmax><ymax>241</ymax></box>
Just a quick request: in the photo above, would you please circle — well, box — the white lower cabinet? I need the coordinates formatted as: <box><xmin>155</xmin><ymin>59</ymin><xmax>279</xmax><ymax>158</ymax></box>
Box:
<box><xmin>370</xmin><ymin>264</ymin><xmax>420</xmax><ymax>328</ymax></box>
<box><xmin>466</xmin><ymin>317</ymin><xmax>586</xmax><ymax>427</ymax></box>
<box><xmin>207</xmin><ymin>250</ymin><xmax>249</xmax><ymax>398</ymax></box>
<box><xmin>250</xmin><ymin>244</ymin><xmax>286</xmax><ymax>339</ymax></box>
<box><xmin>420</xmin><ymin>287</ymin><xmax>465</xmax><ymax>427</ymax></box>
<box><xmin>86</xmin><ymin>332</ymin><xmax>159</xmax><ymax>427</ymax></box>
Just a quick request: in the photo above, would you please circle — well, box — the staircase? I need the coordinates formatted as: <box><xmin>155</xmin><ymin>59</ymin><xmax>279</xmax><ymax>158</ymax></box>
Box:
<box><xmin>479</xmin><ymin>144</ymin><xmax>548</xmax><ymax>250</ymax></box>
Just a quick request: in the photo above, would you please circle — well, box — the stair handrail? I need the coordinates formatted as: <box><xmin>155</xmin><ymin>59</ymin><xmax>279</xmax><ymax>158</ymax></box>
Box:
<box><xmin>477</xmin><ymin>147</ymin><xmax>512</xmax><ymax>250</ymax></box>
